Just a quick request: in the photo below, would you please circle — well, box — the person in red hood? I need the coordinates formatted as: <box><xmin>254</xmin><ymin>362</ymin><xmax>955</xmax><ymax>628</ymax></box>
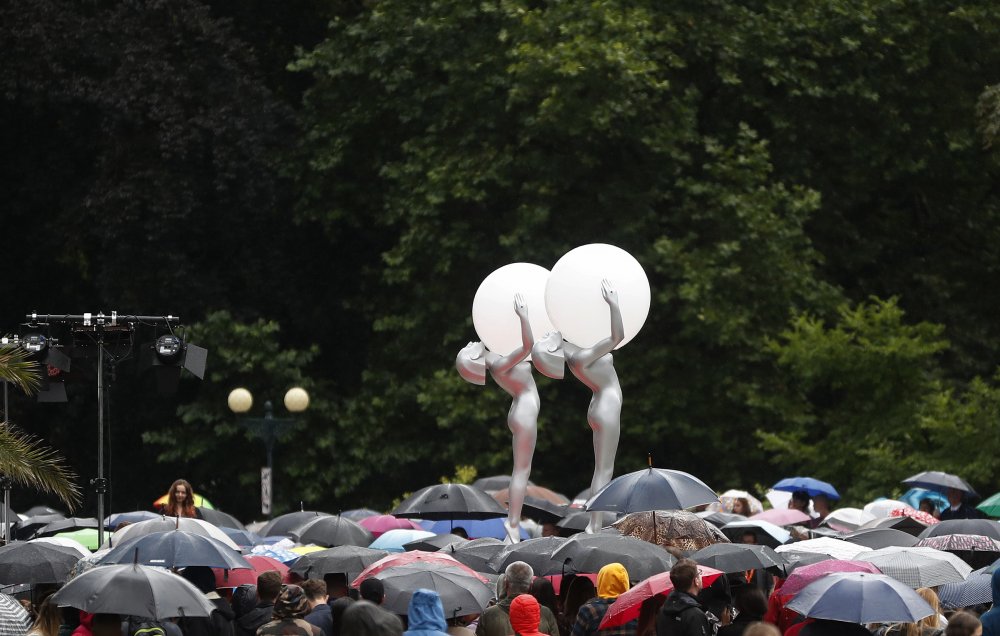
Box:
<box><xmin>71</xmin><ymin>612</ymin><xmax>94</xmax><ymax>636</ymax></box>
<box><xmin>509</xmin><ymin>595</ymin><xmax>549</xmax><ymax>636</ymax></box>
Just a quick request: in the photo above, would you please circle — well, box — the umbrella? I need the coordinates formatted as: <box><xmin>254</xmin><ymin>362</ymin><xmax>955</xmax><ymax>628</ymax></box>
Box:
<box><xmin>289</xmin><ymin>545</ymin><xmax>390</xmax><ymax>580</ymax></box>
<box><xmin>857</xmin><ymin>546</ymin><xmax>973</xmax><ymax>588</ymax></box>
<box><xmin>33</xmin><ymin>517</ymin><xmax>99</xmax><ymax>538</ymax></box>
<box><xmin>403</xmin><ymin>534</ymin><xmax>467</xmax><ymax>552</ymax></box>
<box><xmin>219</xmin><ymin>527</ymin><xmax>261</xmax><ymax>548</ymax></box>
<box><xmin>548</xmin><ymin>533</ymin><xmax>677</xmax><ymax>580</ymax></box>
<box><xmin>749</xmin><ymin>509</ymin><xmax>812</xmax><ymax>527</ymax></box>
<box><xmin>23</xmin><ymin>505</ymin><xmax>62</xmax><ymax>517</ymax></box>
<box><xmin>392</xmin><ymin>484</ymin><xmax>507</xmax><ymax>521</ymax></box>
<box><xmin>196</xmin><ymin>508</ymin><xmax>245</xmax><ymax>530</ymax></box>
<box><xmin>863</xmin><ymin>499</ymin><xmax>911</xmax><ymax>519</ymax></box>
<box><xmin>778</xmin><ymin>559</ymin><xmax>882</xmax><ymax>597</ymax></box>
<box><xmin>937</xmin><ymin>567</ymin><xmax>993</xmax><ymax>610</ymax></box>
<box><xmin>919</xmin><ymin>519</ymin><xmax>1000</xmax><ymax>540</ymax></box>
<box><xmin>820</xmin><ymin>508</ymin><xmax>876</xmax><ymax>532</ymax></box>
<box><xmin>290</xmin><ymin>545</ymin><xmax>326</xmax><ymax>556</ymax></box>
<box><xmin>369</xmin><ymin>562</ymin><xmax>494</xmax><ymax>616</ymax></box>
<box><xmin>368</xmin><ymin>529</ymin><xmax>436</xmax><ymax>553</ymax></box>
<box><xmin>889</xmin><ymin>507</ymin><xmax>940</xmax><ymax>526</ymax></box>
<box><xmin>422</xmin><ymin>518</ymin><xmax>528</xmax><ymax>541</ymax></box>
<box><xmin>358</xmin><ymin>515</ymin><xmax>425</xmax><ymax>538</ymax></box>
<box><xmin>696</xmin><ymin>511</ymin><xmax>747</xmax><ymax>528</ymax></box>
<box><xmin>599</xmin><ymin>566</ymin><xmax>725</xmax><ymax>629</ymax></box>
<box><xmin>786</xmin><ymin>572</ymin><xmax>934</xmax><ymax>623</ymax></box>
<box><xmin>213</xmin><ymin>555</ymin><xmax>290</xmax><ymax>588</ymax></box>
<box><xmin>472</xmin><ymin>475</ymin><xmax>529</xmax><ymax>492</ymax></box>
<box><xmin>249</xmin><ymin>545</ymin><xmax>300</xmax><ymax>564</ymax></box>
<box><xmin>557</xmin><ymin>510</ymin><xmax>614</xmax><ymax>533</ymax></box>
<box><xmin>491</xmin><ymin>485</ymin><xmax>570</xmax><ymax>506</ymax></box>
<box><xmin>977</xmin><ymin>492</ymin><xmax>1000</xmax><ymax>518</ymax></box>
<box><xmin>900</xmin><ymin>488</ymin><xmax>949</xmax><ymax>513</ymax></box>
<box><xmin>152</xmin><ymin>492</ymin><xmax>214</xmax><ymax>510</ymax></box>
<box><xmin>341</xmin><ymin>508</ymin><xmax>381</xmax><ymax>522</ymax></box>
<box><xmin>98</xmin><ymin>530</ymin><xmax>252</xmax><ymax>570</ymax></box>
<box><xmin>29</xmin><ymin>537</ymin><xmax>90</xmax><ymax>557</ymax></box>
<box><xmin>719</xmin><ymin>520</ymin><xmax>790</xmax><ymax>549</ymax></box>
<box><xmin>902</xmin><ymin>471</ymin><xmax>978</xmax><ymax>498</ymax></box>
<box><xmin>774</xmin><ymin>537</ymin><xmax>872</xmax><ymax>561</ymax></box>
<box><xmin>772</xmin><ymin>477</ymin><xmax>840</xmax><ymax>500</ymax></box>
<box><xmin>488</xmin><ymin>536</ymin><xmax>569</xmax><ymax>575</ymax></box>
<box><xmin>520</xmin><ymin>497</ymin><xmax>571</xmax><ymax>524</ymax></box>
<box><xmin>351</xmin><ymin>550</ymin><xmax>489</xmax><ymax>587</ymax></box>
<box><xmin>843</xmin><ymin>528</ymin><xmax>918</xmax><ymax>550</ymax></box>
<box><xmin>258</xmin><ymin>511</ymin><xmax>331</xmax><ymax>538</ymax></box>
<box><xmin>0</xmin><ymin>541</ymin><xmax>81</xmax><ymax>584</ymax></box>
<box><xmin>714</xmin><ymin>490</ymin><xmax>765</xmax><ymax>516</ymax></box>
<box><xmin>53</xmin><ymin>529</ymin><xmax>99</xmax><ymax>551</ymax></box>
<box><xmin>14</xmin><ymin>513</ymin><xmax>65</xmax><ymax>540</ymax></box>
<box><xmin>0</xmin><ymin>593</ymin><xmax>30</xmax><ymax>634</ymax></box>
<box><xmin>106</xmin><ymin>517</ymin><xmax>240</xmax><ymax>550</ymax></box>
<box><xmin>585</xmin><ymin>467</ymin><xmax>719</xmax><ymax>514</ymax></box>
<box><xmin>611</xmin><ymin>510</ymin><xmax>729</xmax><ymax>551</ymax></box>
<box><xmin>52</xmin><ymin>563</ymin><xmax>216</xmax><ymax>619</ymax></box>
<box><xmin>288</xmin><ymin>515</ymin><xmax>373</xmax><ymax>548</ymax></box>
<box><xmin>777</xmin><ymin>550</ymin><xmax>832</xmax><ymax>575</ymax></box>
<box><xmin>439</xmin><ymin>538</ymin><xmax>504</xmax><ymax>573</ymax></box>
<box><xmin>104</xmin><ymin>511</ymin><xmax>161</xmax><ymax>530</ymax></box>
<box><xmin>858</xmin><ymin>515</ymin><xmax>930</xmax><ymax>537</ymax></box>
<box><xmin>689</xmin><ymin>543</ymin><xmax>787</xmax><ymax>574</ymax></box>
<box><xmin>916</xmin><ymin>534</ymin><xmax>1000</xmax><ymax>568</ymax></box>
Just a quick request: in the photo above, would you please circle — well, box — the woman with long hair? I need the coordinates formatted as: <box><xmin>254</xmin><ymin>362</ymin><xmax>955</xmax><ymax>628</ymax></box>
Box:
<box><xmin>163</xmin><ymin>479</ymin><xmax>198</xmax><ymax>518</ymax></box>
<box><xmin>28</xmin><ymin>595</ymin><xmax>60</xmax><ymax>636</ymax></box>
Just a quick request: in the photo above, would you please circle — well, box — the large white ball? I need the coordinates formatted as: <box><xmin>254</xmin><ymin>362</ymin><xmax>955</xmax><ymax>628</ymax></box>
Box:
<box><xmin>545</xmin><ymin>244</ymin><xmax>650</xmax><ymax>348</ymax></box>
<box><xmin>472</xmin><ymin>263</ymin><xmax>556</xmax><ymax>355</ymax></box>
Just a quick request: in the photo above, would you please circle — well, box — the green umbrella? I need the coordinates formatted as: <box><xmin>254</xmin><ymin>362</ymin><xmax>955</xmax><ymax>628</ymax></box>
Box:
<box><xmin>976</xmin><ymin>492</ymin><xmax>1000</xmax><ymax>517</ymax></box>
<box><xmin>54</xmin><ymin>528</ymin><xmax>100</xmax><ymax>550</ymax></box>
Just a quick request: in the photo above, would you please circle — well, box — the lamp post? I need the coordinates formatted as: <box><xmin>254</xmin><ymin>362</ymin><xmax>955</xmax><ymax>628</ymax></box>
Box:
<box><xmin>227</xmin><ymin>387</ymin><xmax>309</xmax><ymax>518</ymax></box>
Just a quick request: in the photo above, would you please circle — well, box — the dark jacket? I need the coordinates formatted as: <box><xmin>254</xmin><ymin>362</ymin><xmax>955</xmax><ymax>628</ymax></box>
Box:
<box><xmin>236</xmin><ymin>603</ymin><xmax>274</xmax><ymax>636</ymax></box>
<box><xmin>982</xmin><ymin>568</ymin><xmax>1000</xmax><ymax>636</ymax></box>
<box><xmin>716</xmin><ymin>613</ymin><xmax>763</xmax><ymax>636</ymax></box>
<box><xmin>179</xmin><ymin>595</ymin><xmax>236</xmax><ymax>636</ymax></box>
<box><xmin>939</xmin><ymin>502</ymin><xmax>983</xmax><ymax>520</ymax></box>
<box><xmin>305</xmin><ymin>603</ymin><xmax>333</xmax><ymax>636</ymax></box>
<box><xmin>799</xmin><ymin>619</ymin><xmax>872</xmax><ymax>635</ymax></box>
<box><xmin>655</xmin><ymin>592</ymin><xmax>711</xmax><ymax>636</ymax></box>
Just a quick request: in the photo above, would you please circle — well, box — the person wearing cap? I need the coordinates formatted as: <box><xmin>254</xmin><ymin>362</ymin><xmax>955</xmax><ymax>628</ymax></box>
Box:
<box><xmin>257</xmin><ymin>585</ymin><xmax>322</xmax><ymax>636</ymax></box>
<box><xmin>570</xmin><ymin>562</ymin><xmax>635</xmax><ymax>635</ymax></box>
<box><xmin>403</xmin><ymin>589</ymin><xmax>450</xmax><ymax>636</ymax></box>
<box><xmin>509</xmin><ymin>595</ymin><xmax>549</xmax><ymax>636</ymax></box>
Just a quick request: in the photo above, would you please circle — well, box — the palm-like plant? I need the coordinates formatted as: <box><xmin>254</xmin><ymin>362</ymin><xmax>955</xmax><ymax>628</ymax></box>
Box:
<box><xmin>0</xmin><ymin>344</ymin><xmax>81</xmax><ymax>510</ymax></box>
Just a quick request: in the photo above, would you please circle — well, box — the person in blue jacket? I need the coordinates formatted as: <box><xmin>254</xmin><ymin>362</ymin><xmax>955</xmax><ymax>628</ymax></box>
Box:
<box><xmin>403</xmin><ymin>589</ymin><xmax>450</xmax><ymax>636</ymax></box>
<box><xmin>980</xmin><ymin>568</ymin><xmax>1000</xmax><ymax>636</ymax></box>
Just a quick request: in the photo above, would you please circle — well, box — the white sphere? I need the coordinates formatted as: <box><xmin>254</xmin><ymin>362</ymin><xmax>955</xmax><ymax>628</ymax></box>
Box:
<box><xmin>545</xmin><ymin>244</ymin><xmax>650</xmax><ymax>348</ymax></box>
<box><xmin>284</xmin><ymin>387</ymin><xmax>310</xmax><ymax>413</ymax></box>
<box><xmin>472</xmin><ymin>263</ymin><xmax>556</xmax><ymax>356</ymax></box>
<box><xmin>227</xmin><ymin>388</ymin><xmax>253</xmax><ymax>414</ymax></box>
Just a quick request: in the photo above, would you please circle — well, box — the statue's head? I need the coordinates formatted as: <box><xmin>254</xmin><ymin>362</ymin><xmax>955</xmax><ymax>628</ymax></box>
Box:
<box><xmin>456</xmin><ymin>341</ymin><xmax>487</xmax><ymax>385</ymax></box>
<box><xmin>531</xmin><ymin>332</ymin><xmax>565</xmax><ymax>379</ymax></box>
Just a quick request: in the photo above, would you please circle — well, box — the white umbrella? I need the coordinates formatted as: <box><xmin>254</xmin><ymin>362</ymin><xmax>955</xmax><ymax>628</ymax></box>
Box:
<box><xmin>863</xmin><ymin>499</ymin><xmax>909</xmax><ymax>519</ymax></box>
<box><xmin>103</xmin><ymin>518</ymin><xmax>239</xmax><ymax>550</ymax></box>
<box><xmin>775</xmin><ymin>537</ymin><xmax>872</xmax><ymax>561</ymax></box>
<box><xmin>29</xmin><ymin>537</ymin><xmax>90</xmax><ymax>557</ymax></box>
<box><xmin>856</xmin><ymin>546</ymin><xmax>972</xmax><ymax>588</ymax></box>
<box><xmin>821</xmin><ymin>508</ymin><xmax>877</xmax><ymax>532</ymax></box>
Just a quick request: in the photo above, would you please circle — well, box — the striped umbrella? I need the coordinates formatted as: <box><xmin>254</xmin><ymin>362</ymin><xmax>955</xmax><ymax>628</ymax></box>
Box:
<box><xmin>775</xmin><ymin>537</ymin><xmax>872</xmax><ymax>561</ymax></box>
<box><xmin>857</xmin><ymin>546</ymin><xmax>972</xmax><ymax>588</ymax></box>
<box><xmin>937</xmin><ymin>567</ymin><xmax>993</xmax><ymax>610</ymax></box>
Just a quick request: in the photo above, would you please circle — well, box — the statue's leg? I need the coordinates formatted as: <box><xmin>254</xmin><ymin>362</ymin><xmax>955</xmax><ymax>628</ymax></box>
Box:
<box><xmin>505</xmin><ymin>402</ymin><xmax>538</xmax><ymax>543</ymax></box>
<box><xmin>587</xmin><ymin>408</ymin><xmax>621</xmax><ymax>534</ymax></box>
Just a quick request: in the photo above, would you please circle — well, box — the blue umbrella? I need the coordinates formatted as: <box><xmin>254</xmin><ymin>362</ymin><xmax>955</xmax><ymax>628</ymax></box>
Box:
<box><xmin>421</xmin><ymin>519</ymin><xmax>528</xmax><ymax>541</ymax></box>
<box><xmin>103</xmin><ymin>511</ymin><xmax>160</xmax><ymax>530</ymax></box>
<box><xmin>937</xmin><ymin>567</ymin><xmax>992</xmax><ymax>610</ymax></box>
<box><xmin>368</xmin><ymin>529</ymin><xmax>436</xmax><ymax>553</ymax></box>
<box><xmin>772</xmin><ymin>477</ymin><xmax>840</xmax><ymax>500</ymax></box>
<box><xmin>786</xmin><ymin>572</ymin><xmax>934</xmax><ymax>623</ymax></box>
<box><xmin>900</xmin><ymin>488</ymin><xmax>949</xmax><ymax>513</ymax></box>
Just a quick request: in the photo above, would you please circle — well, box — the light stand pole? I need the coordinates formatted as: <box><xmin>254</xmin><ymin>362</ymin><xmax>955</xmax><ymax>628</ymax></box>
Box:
<box><xmin>228</xmin><ymin>387</ymin><xmax>309</xmax><ymax>519</ymax></box>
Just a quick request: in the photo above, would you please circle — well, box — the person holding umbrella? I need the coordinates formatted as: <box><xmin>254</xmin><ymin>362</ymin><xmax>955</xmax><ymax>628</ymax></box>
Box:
<box><xmin>656</xmin><ymin>559</ymin><xmax>710</xmax><ymax>636</ymax></box>
<box><xmin>570</xmin><ymin>562</ymin><xmax>633</xmax><ymax>636</ymax></box>
<box><xmin>941</xmin><ymin>489</ymin><xmax>984</xmax><ymax>521</ymax></box>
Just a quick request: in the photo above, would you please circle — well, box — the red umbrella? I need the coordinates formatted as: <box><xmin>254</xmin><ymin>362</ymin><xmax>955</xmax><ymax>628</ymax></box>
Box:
<box><xmin>349</xmin><ymin>550</ymin><xmax>489</xmax><ymax>587</ymax></box>
<box><xmin>358</xmin><ymin>515</ymin><xmax>425</xmax><ymax>538</ymax></box>
<box><xmin>212</xmin><ymin>555</ymin><xmax>290</xmax><ymax>588</ymax></box>
<box><xmin>599</xmin><ymin>566</ymin><xmax>724</xmax><ymax>629</ymax></box>
<box><xmin>890</xmin><ymin>507</ymin><xmax>940</xmax><ymax>526</ymax></box>
<box><xmin>779</xmin><ymin>559</ymin><xmax>882</xmax><ymax>598</ymax></box>
<box><xmin>750</xmin><ymin>509</ymin><xmax>812</xmax><ymax>526</ymax></box>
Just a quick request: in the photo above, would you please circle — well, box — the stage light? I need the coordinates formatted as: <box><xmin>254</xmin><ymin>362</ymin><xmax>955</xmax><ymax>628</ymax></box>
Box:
<box><xmin>21</xmin><ymin>333</ymin><xmax>47</xmax><ymax>354</ymax></box>
<box><xmin>154</xmin><ymin>335</ymin><xmax>183</xmax><ymax>363</ymax></box>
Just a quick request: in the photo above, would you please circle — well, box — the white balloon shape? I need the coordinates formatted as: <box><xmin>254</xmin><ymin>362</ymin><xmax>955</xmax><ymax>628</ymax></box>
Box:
<box><xmin>473</xmin><ymin>263</ymin><xmax>556</xmax><ymax>356</ymax></box>
<box><xmin>545</xmin><ymin>244</ymin><xmax>650</xmax><ymax>348</ymax></box>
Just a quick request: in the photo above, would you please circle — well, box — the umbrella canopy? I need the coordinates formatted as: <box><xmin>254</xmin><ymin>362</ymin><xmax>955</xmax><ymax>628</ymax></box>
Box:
<box><xmin>714</xmin><ymin>490</ymin><xmax>764</xmax><ymax>516</ymax></box>
<box><xmin>288</xmin><ymin>515</ymin><xmax>373</xmax><ymax>548</ymax></box>
<box><xmin>258</xmin><ymin>511</ymin><xmax>331</xmax><ymax>538</ymax></box>
<box><xmin>392</xmin><ymin>484</ymin><xmax>507</xmax><ymax>521</ymax></box>
<box><xmin>14</xmin><ymin>513</ymin><xmax>65</xmax><ymax>540</ymax></box>
<box><xmin>438</xmin><ymin>538</ymin><xmax>504</xmax><ymax>574</ymax></box>
<box><xmin>863</xmin><ymin>499</ymin><xmax>911</xmax><ymax>519</ymax></box>
<box><xmin>30</xmin><ymin>537</ymin><xmax>90</xmax><ymax>557</ymax></box>
<box><xmin>858</xmin><ymin>515</ymin><xmax>930</xmax><ymax>537</ymax></box>
<box><xmin>889</xmin><ymin>507</ymin><xmax>940</xmax><ymax>526</ymax></box>
<box><xmin>340</xmin><ymin>508</ymin><xmax>381</xmax><ymax>522</ymax></box>
<box><xmin>212</xmin><ymin>555</ymin><xmax>289</xmax><ymax>588</ymax></box>
<box><xmin>786</xmin><ymin>572</ymin><xmax>934</xmax><ymax>623</ymax></box>
<box><xmin>916</xmin><ymin>534</ymin><xmax>1000</xmax><ymax>569</ymax></box>
<box><xmin>548</xmin><ymin>533</ymin><xmax>677</xmax><ymax>580</ymax></box>
<box><xmin>599</xmin><ymin>566</ymin><xmax>725</xmax><ymax>629</ymax></box>
<box><xmin>821</xmin><ymin>508</ymin><xmax>876</xmax><ymax>532</ymax></box>
<box><xmin>358</xmin><ymin>515</ymin><xmax>425</xmax><ymax>538</ymax></box>
<box><xmin>422</xmin><ymin>518</ymin><xmax>528</xmax><ymax>541</ymax></box>
<box><xmin>368</xmin><ymin>529</ymin><xmax>436</xmax><ymax>553</ymax></box>
<box><xmin>488</xmin><ymin>536</ymin><xmax>569</xmax><ymax>575</ymax></box>
<box><xmin>919</xmin><ymin>519</ymin><xmax>1000</xmax><ymax>540</ymax></box>
<box><xmin>520</xmin><ymin>497</ymin><xmax>571</xmax><ymax>525</ymax></box>
<box><xmin>772</xmin><ymin>477</ymin><xmax>840</xmax><ymax>500</ymax></box>
<box><xmin>611</xmin><ymin>510</ymin><xmax>729</xmax><ymax>551</ymax></box>
<box><xmin>778</xmin><ymin>551</ymin><xmax>833</xmax><ymax>575</ymax></box>
<box><xmin>902</xmin><ymin>471</ymin><xmax>978</xmax><ymax>498</ymax></box>
<box><xmin>0</xmin><ymin>541</ymin><xmax>81</xmax><ymax>584</ymax></box>
<box><xmin>900</xmin><ymin>488</ymin><xmax>949</xmax><ymax>513</ymax></box>
<box><xmin>106</xmin><ymin>518</ymin><xmax>239</xmax><ymax>550</ymax></box>
<box><xmin>196</xmin><ymin>508</ymin><xmax>245</xmax><ymax>530</ymax></box>
<box><xmin>351</xmin><ymin>550</ymin><xmax>489</xmax><ymax>587</ymax></box>
<box><xmin>779</xmin><ymin>560</ymin><xmax>883</xmax><ymax>597</ymax></box>
<box><xmin>775</xmin><ymin>537</ymin><xmax>872</xmax><ymax>561</ymax></box>
<box><xmin>289</xmin><ymin>546</ymin><xmax>390</xmax><ymax>580</ymax></box>
<box><xmin>696</xmin><ymin>511</ymin><xmax>746</xmax><ymax>528</ymax></box>
<box><xmin>403</xmin><ymin>534</ymin><xmax>467</xmax><ymax>553</ymax></box>
<box><xmin>104</xmin><ymin>511</ymin><xmax>161</xmax><ymax>530</ymax></box>
<box><xmin>749</xmin><ymin>509</ymin><xmax>812</xmax><ymax>527</ymax></box>
<box><xmin>585</xmin><ymin>467</ymin><xmax>719</xmax><ymax>514</ymax></box>
<box><xmin>472</xmin><ymin>475</ymin><xmax>528</xmax><ymax>492</ymax></box>
<box><xmin>52</xmin><ymin>563</ymin><xmax>216</xmax><ymax>619</ymax></box>
<box><xmin>977</xmin><ymin>492</ymin><xmax>1000</xmax><ymax>518</ymax></box>
<box><xmin>0</xmin><ymin>593</ymin><xmax>30</xmax><ymax>634</ymax></box>
<box><xmin>719</xmin><ymin>520</ymin><xmax>790</xmax><ymax>549</ymax></box>
<box><xmin>856</xmin><ymin>546</ymin><xmax>973</xmax><ymax>588</ymax></box>
<box><xmin>937</xmin><ymin>567</ymin><xmax>993</xmax><ymax>610</ymax></box>
<box><xmin>219</xmin><ymin>527</ymin><xmax>261</xmax><ymax>548</ymax></box>
<box><xmin>491</xmin><ymin>485</ymin><xmax>570</xmax><ymax>506</ymax></box>
<box><xmin>33</xmin><ymin>517</ymin><xmax>99</xmax><ymax>538</ymax></box>
<box><xmin>99</xmin><ymin>530</ymin><xmax>251</xmax><ymax>570</ymax></box>
<box><xmin>53</xmin><ymin>529</ymin><xmax>99</xmax><ymax>551</ymax></box>
<box><xmin>843</xmin><ymin>528</ymin><xmax>919</xmax><ymax>550</ymax></box>
<box><xmin>557</xmin><ymin>510</ymin><xmax>614</xmax><ymax>533</ymax></box>
<box><xmin>689</xmin><ymin>543</ymin><xmax>787</xmax><ymax>574</ymax></box>
<box><xmin>369</xmin><ymin>562</ymin><xmax>494</xmax><ymax>616</ymax></box>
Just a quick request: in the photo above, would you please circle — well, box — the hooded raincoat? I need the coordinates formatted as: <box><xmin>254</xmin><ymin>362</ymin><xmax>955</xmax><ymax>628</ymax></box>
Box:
<box><xmin>981</xmin><ymin>568</ymin><xmax>1000</xmax><ymax>636</ymax></box>
<box><xmin>570</xmin><ymin>563</ymin><xmax>635</xmax><ymax>636</ymax></box>
<box><xmin>404</xmin><ymin>589</ymin><xmax>450</xmax><ymax>636</ymax></box>
<box><xmin>509</xmin><ymin>595</ymin><xmax>547</xmax><ymax>636</ymax></box>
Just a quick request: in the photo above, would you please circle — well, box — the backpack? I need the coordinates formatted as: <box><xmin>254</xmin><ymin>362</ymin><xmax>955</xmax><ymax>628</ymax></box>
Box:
<box><xmin>124</xmin><ymin>617</ymin><xmax>167</xmax><ymax>636</ymax></box>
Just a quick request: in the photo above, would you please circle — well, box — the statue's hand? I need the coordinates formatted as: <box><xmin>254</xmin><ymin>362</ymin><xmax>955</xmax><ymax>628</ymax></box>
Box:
<box><xmin>601</xmin><ymin>278</ymin><xmax>618</xmax><ymax>305</ymax></box>
<box><xmin>514</xmin><ymin>293</ymin><xmax>528</xmax><ymax>318</ymax></box>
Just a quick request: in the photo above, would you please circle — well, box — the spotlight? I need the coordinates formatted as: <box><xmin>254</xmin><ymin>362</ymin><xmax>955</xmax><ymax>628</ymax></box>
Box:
<box><xmin>154</xmin><ymin>335</ymin><xmax>183</xmax><ymax>363</ymax></box>
<box><xmin>141</xmin><ymin>335</ymin><xmax>208</xmax><ymax>395</ymax></box>
<box><xmin>21</xmin><ymin>333</ymin><xmax>47</xmax><ymax>354</ymax></box>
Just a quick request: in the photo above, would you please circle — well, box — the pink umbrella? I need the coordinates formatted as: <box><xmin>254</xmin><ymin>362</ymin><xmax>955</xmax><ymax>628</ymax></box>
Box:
<box><xmin>212</xmin><ymin>555</ymin><xmax>291</xmax><ymax>588</ymax></box>
<box><xmin>358</xmin><ymin>515</ymin><xmax>424</xmax><ymax>538</ymax></box>
<box><xmin>349</xmin><ymin>550</ymin><xmax>489</xmax><ymax>587</ymax></box>
<box><xmin>750</xmin><ymin>508</ymin><xmax>812</xmax><ymax>526</ymax></box>
<box><xmin>599</xmin><ymin>566</ymin><xmax>724</xmax><ymax>629</ymax></box>
<box><xmin>890</xmin><ymin>507</ymin><xmax>940</xmax><ymax>526</ymax></box>
<box><xmin>779</xmin><ymin>559</ymin><xmax>882</xmax><ymax>597</ymax></box>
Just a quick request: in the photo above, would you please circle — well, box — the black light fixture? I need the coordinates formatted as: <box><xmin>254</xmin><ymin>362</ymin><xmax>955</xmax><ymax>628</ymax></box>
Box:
<box><xmin>154</xmin><ymin>335</ymin><xmax>183</xmax><ymax>363</ymax></box>
<box><xmin>142</xmin><ymin>333</ymin><xmax>208</xmax><ymax>394</ymax></box>
<box><xmin>9</xmin><ymin>332</ymin><xmax>71</xmax><ymax>403</ymax></box>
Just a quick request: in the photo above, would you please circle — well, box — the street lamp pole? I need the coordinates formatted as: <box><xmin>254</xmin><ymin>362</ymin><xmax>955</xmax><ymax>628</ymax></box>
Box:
<box><xmin>228</xmin><ymin>387</ymin><xmax>309</xmax><ymax>518</ymax></box>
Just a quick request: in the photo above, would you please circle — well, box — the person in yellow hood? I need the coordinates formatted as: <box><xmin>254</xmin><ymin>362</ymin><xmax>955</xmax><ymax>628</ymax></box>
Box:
<box><xmin>569</xmin><ymin>563</ymin><xmax>635</xmax><ymax>635</ymax></box>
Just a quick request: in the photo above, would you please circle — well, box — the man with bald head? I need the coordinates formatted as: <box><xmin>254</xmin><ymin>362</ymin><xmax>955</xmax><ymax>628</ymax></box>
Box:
<box><xmin>475</xmin><ymin>562</ymin><xmax>559</xmax><ymax>636</ymax></box>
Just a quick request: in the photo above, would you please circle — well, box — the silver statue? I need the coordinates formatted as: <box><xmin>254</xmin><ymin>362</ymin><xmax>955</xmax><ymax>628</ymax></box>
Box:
<box><xmin>456</xmin><ymin>294</ymin><xmax>538</xmax><ymax>543</ymax></box>
<box><xmin>533</xmin><ymin>279</ymin><xmax>623</xmax><ymax>534</ymax></box>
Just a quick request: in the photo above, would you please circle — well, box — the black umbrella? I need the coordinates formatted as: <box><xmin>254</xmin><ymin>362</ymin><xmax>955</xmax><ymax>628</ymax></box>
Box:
<box><xmin>403</xmin><ymin>534</ymin><xmax>467</xmax><ymax>553</ymax></box>
<box><xmin>23</xmin><ymin>506</ymin><xmax>64</xmax><ymax>517</ymax></box>
<box><xmin>488</xmin><ymin>536</ymin><xmax>568</xmax><ymax>575</ymax></box>
<box><xmin>472</xmin><ymin>475</ymin><xmax>536</xmax><ymax>492</ymax></box>
<box><xmin>919</xmin><ymin>519</ymin><xmax>1000</xmax><ymax>540</ymax></box>
<box><xmin>196</xmin><ymin>508</ymin><xmax>245</xmax><ymax>530</ymax></box>
<box><xmin>33</xmin><ymin>517</ymin><xmax>100</xmax><ymax>538</ymax></box>
<box><xmin>392</xmin><ymin>484</ymin><xmax>507</xmax><ymax>521</ymax></box>
<box><xmin>690</xmin><ymin>543</ymin><xmax>788</xmax><ymax>574</ymax></box>
<box><xmin>51</xmin><ymin>563</ymin><xmax>216</xmax><ymax>619</ymax></box>
<box><xmin>289</xmin><ymin>545</ymin><xmax>390</xmax><ymax>580</ymax></box>
<box><xmin>547</xmin><ymin>533</ymin><xmax>676</xmax><ymax>580</ymax></box>
<box><xmin>288</xmin><ymin>515</ymin><xmax>373</xmax><ymax>548</ymax></box>
<box><xmin>341</xmin><ymin>508</ymin><xmax>381</xmax><ymax>522</ymax></box>
<box><xmin>521</xmin><ymin>497</ymin><xmax>570</xmax><ymax>524</ymax></box>
<box><xmin>902</xmin><ymin>471</ymin><xmax>978</xmax><ymax>499</ymax></box>
<box><xmin>99</xmin><ymin>530</ymin><xmax>251</xmax><ymax>570</ymax></box>
<box><xmin>14</xmin><ymin>513</ymin><xmax>66</xmax><ymax>540</ymax></box>
<box><xmin>0</xmin><ymin>541</ymin><xmax>81</xmax><ymax>584</ymax></box>
<box><xmin>778</xmin><ymin>550</ymin><xmax>832</xmax><ymax>575</ymax></box>
<box><xmin>696</xmin><ymin>511</ymin><xmax>747</xmax><ymax>528</ymax></box>
<box><xmin>258</xmin><ymin>511</ymin><xmax>332</xmax><ymax>537</ymax></box>
<box><xmin>440</xmin><ymin>538</ymin><xmax>504</xmax><ymax>573</ymax></box>
<box><xmin>585</xmin><ymin>467</ymin><xmax>719</xmax><ymax>514</ymax></box>
<box><xmin>557</xmin><ymin>510</ymin><xmax>614</xmax><ymax>533</ymax></box>
<box><xmin>858</xmin><ymin>515</ymin><xmax>930</xmax><ymax>537</ymax></box>
<box><xmin>372</xmin><ymin>562</ymin><xmax>494</xmax><ymax>616</ymax></box>
<box><xmin>844</xmin><ymin>528</ymin><xmax>919</xmax><ymax>550</ymax></box>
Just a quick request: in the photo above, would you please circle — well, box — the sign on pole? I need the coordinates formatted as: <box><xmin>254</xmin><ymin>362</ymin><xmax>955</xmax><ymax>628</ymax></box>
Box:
<box><xmin>261</xmin><ymin>467</ymin><xmax>272</xmax><ymax>515</ymax></box>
